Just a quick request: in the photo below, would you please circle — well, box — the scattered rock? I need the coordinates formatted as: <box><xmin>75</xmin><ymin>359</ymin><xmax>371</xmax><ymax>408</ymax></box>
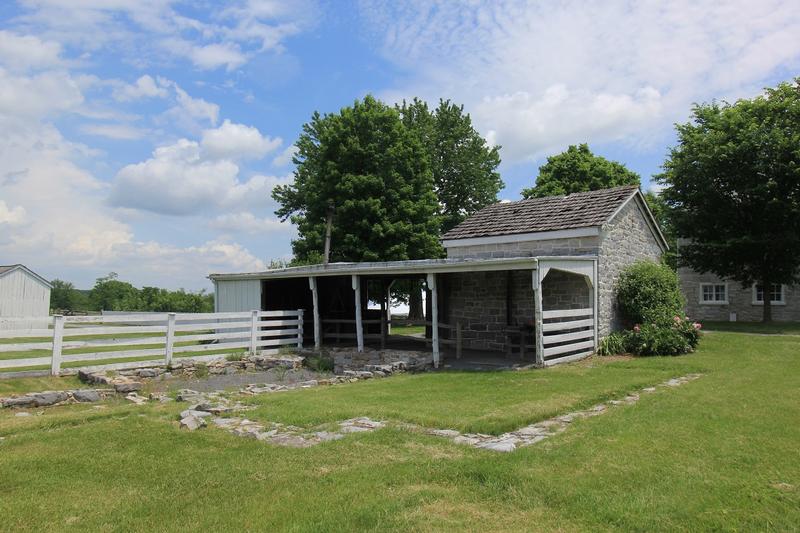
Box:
<box><xmin>478</xmin><ymin>439</ymin><xmax>517</xmax><ymax>453</ymax></box>
<box><xmin>14</xmin><ymin>412</ymin><xmax>31</xmax><ymax>417</ymax></box>
<box><xmin>29</xmin><ymin>391</ymin><xmax>69</xmax><ymax>407</ymax></box>
<box><xmin>180</xmin><ymin>414</ymin><xmax>206</xmax><ymax>431</ymax></box>
<box><xmin>125</xmin><ymin>393</ymin><xmax>148</xmax><ymax>405</ymax></box>
<box><xmin>180</xmin><ymin>409</ymin><xmax>212</xmax><ymax>419</ymax></box>
<box><xmin>114</xmin><ymin>381</ymin><xmax>143</xmax><ymax>393</ymax></box>
<box><xmin>72</xmin><ymin>390</ymin><xmax>101</xmax><ymax>403</ymax></box>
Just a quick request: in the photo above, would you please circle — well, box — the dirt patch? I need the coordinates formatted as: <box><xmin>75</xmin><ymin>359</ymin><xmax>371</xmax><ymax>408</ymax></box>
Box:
<box><xmin>151</xmin><ymin>367</ymin><xmax>332</xmax><ymax>393</ymax></box>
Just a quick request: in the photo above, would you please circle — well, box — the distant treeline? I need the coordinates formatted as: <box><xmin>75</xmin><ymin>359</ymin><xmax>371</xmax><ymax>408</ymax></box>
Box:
<box><xmin>50</xmin><ymin>272</ymin><xmax>213</xmax><ymax>313</ymax></box>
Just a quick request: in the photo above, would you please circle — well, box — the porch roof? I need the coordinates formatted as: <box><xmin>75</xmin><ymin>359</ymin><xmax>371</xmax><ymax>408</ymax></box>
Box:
<box><xmin>209</xmin><ymin>255</ymin><xmax>598</xmax><ymax>282</ymax></box>
<box><xmin>209</xmin><ymin>256</ymin><xmax>537</xmax><ymax>281</ymax></box>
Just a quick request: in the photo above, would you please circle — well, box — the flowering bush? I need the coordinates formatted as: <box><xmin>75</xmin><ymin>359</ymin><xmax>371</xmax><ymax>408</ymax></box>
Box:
<box><xmin>617</xmin><ymin>261</ymin><xmax>685</xmax><ymax>327</ymax></box>
<box><xmin>625</xmin><ymin>315</ymin><xmax>702</xmax><ymax>356</ymax></box>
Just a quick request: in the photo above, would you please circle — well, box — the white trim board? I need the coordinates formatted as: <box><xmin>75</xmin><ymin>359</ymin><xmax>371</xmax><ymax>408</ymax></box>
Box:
<box><xmin>441</xmin><ymin>227</ymin><xmax>599</xmax><ymax>249</ymax></box>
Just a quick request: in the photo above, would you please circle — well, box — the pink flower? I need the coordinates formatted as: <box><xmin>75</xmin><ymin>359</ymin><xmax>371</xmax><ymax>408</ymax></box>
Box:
<box><xmin>693</xmin><ymin>322</ymin><xmax>702</xmax><ymax>330</ymax></box>
<box><xmin>633</xmin><ymin>325</ymin><xmax>641</xmax><ymax>333</ymax></box>
<box><xmin>674</xmin><ymin>315</ymin><xmax>681</xmax><ymax>322</ymax></box>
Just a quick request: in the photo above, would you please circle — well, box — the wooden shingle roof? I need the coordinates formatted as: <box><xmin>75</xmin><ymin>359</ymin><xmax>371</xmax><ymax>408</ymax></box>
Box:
<box><xmin>442</xmin><ymin>185</ymin><xmax>639</xmax><ymax>241</ymax></box>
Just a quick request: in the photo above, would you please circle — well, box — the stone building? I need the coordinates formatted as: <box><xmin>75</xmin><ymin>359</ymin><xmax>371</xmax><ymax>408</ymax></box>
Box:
<box><xmin>679</xmin><ymin>262</ymin><xmax>800</xmax><ymax>323</ymax></box>
<box><xmin>210</xmin><ymin>185</ymin><xmax>667</xmax><ymax>367</ymax></box>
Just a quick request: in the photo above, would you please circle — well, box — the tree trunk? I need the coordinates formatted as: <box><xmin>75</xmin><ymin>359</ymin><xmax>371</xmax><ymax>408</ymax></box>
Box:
<box><xmin>762</xmin><ymin>283</ymin><xmax>773</xmax><ymax>323</ymax></box>
<box><xmin>408</xmin><ymin>286</ymin><xmax>424</xmax><ymax>320</ymax></box>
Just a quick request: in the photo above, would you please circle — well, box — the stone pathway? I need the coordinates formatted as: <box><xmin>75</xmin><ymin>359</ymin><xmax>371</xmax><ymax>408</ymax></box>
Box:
<box><xmin>179</xmin><ymin>373</ymin><xmax>702</xmax><ymax>452</ymax></box>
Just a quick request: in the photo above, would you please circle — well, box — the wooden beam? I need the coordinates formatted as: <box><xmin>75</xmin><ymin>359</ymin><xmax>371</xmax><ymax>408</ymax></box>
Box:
<box><xmin>309</xmin><ymin>277</ymin><xmax>321</xmax><ymax>350</ymax></box>
<box><xmin>352</xmin><ymin>274</ymin><xmax>364</xmax><ymax>352</ymax></box>
<box><xmin>427</xmin><ymin>273</ymin><xmax>440</xmax><ymax>368</ymax></box>
<box><xmin>533</xmin><ymin>269</ymin><xmax>544</xmax><ymax>367</ymax></box>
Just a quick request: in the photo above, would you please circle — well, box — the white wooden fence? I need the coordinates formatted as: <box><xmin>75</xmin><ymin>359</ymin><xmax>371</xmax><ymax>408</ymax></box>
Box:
<box><xmin>0</xmin><ymin>310</ymin><xmax>303</xmax><ymax>376</ymax></box>
<box><xmin>540</xmin><ymin>307</ymin><xmax>595</xmax><ymax>366</ymax></box>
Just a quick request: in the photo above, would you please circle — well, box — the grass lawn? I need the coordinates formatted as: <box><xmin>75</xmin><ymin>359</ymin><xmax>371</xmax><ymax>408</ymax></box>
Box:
<box><xmin>703</xmin><ymin>320</ymin><xmax>800</xmax><ymax>335</ymax></box>
<box><xmin>390</xmin><ymin>324</ymin><xmax>425</xmax><ymax>336</ymax></box>
<box><xmin>1</xmin><ymin>332</ymin><xmax>798</xmax><ymax>531</ymax></box>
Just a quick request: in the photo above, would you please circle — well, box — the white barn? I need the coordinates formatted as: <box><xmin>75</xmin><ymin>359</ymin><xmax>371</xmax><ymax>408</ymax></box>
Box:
<box><xmin>0</xmin><ymin>264</ymin><xmax>52</xmax><ymax>330</ymax></box>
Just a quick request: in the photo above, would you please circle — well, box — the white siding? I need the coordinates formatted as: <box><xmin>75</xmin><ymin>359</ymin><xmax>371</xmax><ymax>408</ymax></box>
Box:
<box><xmin>214</xmin><ymin>279</ymin><xmax>262</xmax><ymax>312</ymax></box>
<box><xmin>0</xmin><ymin>269</ymin><xmax>51</xmax><ymax>330</ymax></box>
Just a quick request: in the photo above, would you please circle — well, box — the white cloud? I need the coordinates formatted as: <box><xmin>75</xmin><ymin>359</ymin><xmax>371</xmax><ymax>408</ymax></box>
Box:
<box><xmin>209</xmin><ymin>212</ymin><xmax>291</xmax><ymax>235</ymax></box>
<box><xmin>112</xmin><ymin>74</ymin><xmax>168</xmax><ymax>101</ymax></box>
<box><xmin>361</xmin><ymin>0</ymin><xmax>800</xmax><ymax>163</ymax></box>
<box><xmin>80</xmin><ymin>123</ymin><xmax>148</xmax><ymax>140</ymax></box>
<box><xmin>168</xmin><ymin>82</ymin><xmax>220</xmax><ymax>127</ymax></box>
<box><xmin>110</xmin><ymin>138</ymin><xmax>290</xmax><ymax>215</ymax></box>
<box><xmin>0</xmin><ymin>67</ymin><xmax>83</xmax><ymax>119</ymax></box>
<box><xmin>0</xmin><ymin>200</ymin><xmax>26</xmax><ymax>226</ymax></box>
<box><xmin>272</xmin><ymin>144</ymin><xmax>298</xmax><ymax>167</ymax></box>
<box><xmin>201</xmin><ymin>119</ymin><xmax>281</xmax><ymax>160</ymax></box>
<box><xmin>0</xmin><ymin>31</ymin><xmax>63</xmax><ymax>71</ymax></box>
<box><xmin>13</xmin><ymin>0</ymin><xmax>315</xmax><ymax>71</ymax></box>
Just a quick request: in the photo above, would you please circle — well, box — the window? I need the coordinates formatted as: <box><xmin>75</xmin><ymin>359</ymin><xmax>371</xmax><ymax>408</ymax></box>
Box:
<box><xmin>700</xmin><ymin>283</ymin><xmax>727</xmax><ymax>304</ymax></box>
<box><xmin>752</xmin><ymin>284</ymin><xmax>785</xmax><ymax>305</ymax></box>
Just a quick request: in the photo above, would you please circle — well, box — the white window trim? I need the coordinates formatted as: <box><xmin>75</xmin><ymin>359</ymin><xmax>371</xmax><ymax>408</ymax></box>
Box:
<box><xmin>699</xmin><ymin>282</ymin><xmax>728</xmax><ymax>305</ymax></box>
<box><xmin>751</xmin><ymin>283</ymin><xmax>786</xmax><ymax>306</ymax></box>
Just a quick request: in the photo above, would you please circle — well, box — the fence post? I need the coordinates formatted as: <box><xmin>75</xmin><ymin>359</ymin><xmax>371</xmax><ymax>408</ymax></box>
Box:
<box><xmin>296</xmin><ymin>309</ymin><xmax>304</xmax><ymax>349</ymax></box>
<box><xmin>51</xmin><ymin>315</ymin><xmax>64</xmax><ymax>376</ymax></box>
<box><xmin>456</xmin><ymin>321</ymin><xmax>463</xmax><ymax>360</ymax></box>
<box><xmin>250</xmin><ymin>310</ymin><xmax>259</xmax><ymax>355</ymax></box>
<box><xmin>165</xmin><ymin>313</ymin><xmax>176</xmax><ymax>367</ymax></box>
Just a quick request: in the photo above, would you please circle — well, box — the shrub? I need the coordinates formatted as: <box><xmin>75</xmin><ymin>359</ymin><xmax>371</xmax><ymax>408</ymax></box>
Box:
<box><xmin>225</xmin><ymin>352</ymin><xmax>245</xmax><ymax>362</ymax></box>
<box><xmin>597</xmin><ymin>332</ymin><xmax>627</xmax><ymax>356</ymax></box>
<box><xmin>194</xmin><ymin>363</ymin><xmax>209</xmax><ymax>378</ymax></box>
<box><xmin>625</xmin><ymin>316</ymin><xmax>702</xmax><ymax>356</ymax></box>
<box><xmin>617</xmin><ymin>261</ymin><xmax>685</xmax><ymax>326</ymax></box>
<box><xmin>304</xmin><ymin>354</ymin><xmax>334</xmax><ymax>373</ymax></box>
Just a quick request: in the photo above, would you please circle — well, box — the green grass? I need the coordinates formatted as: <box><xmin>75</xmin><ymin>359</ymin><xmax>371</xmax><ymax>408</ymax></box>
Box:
<box><xmin>0</xmin><ymin>376</ymin><xmax>85</xmax><ymax>396</ymax></box>
<box><xmin>1</xmin><ymin>332</ymin><xmax>798</xmax><ymax>531</ymax></box>
<box><xmin>390</xmin><ymin>324</ymin><xmax>425</xmax><ymax>336</ymax></box>
<box><xmin>704</xmin><ymin>320</ymin><xmax>800</xmax><ymax>335</ymax></box>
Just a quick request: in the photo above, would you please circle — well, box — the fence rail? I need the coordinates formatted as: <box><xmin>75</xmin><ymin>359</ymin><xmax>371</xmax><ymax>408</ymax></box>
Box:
<box><xmin>541</xmin><ymin>308</ymin><xmax>595</xmax><ymax>366</ymax></box>
<box><xmin>0</xmin><ymin>309</ymin><xmax>304</xmax><ymax>376</ymax></box>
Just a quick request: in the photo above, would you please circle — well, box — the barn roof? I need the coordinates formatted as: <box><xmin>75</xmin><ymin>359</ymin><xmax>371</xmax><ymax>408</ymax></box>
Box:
<box><xmin>442</xmin><ymin>185</ymin><xmax>640</xmax><ymax>241</ymax></box>
<box><xmin>0</xmin><ymin>264</ymin><xmax>53</xmax><ymax>289</ymax></box>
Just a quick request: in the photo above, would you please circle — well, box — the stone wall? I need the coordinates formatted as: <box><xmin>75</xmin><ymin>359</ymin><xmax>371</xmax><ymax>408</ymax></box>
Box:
<box><xmin>311</xmin><ymin>347</ymin><xmax>433</xmax><ymax>374</ymax></box>
<box><xmin>444</xmin><ymin>270</ymin><xmax>535</xmax><ymax>352</ymax></box>
<box><xmin>598</xmin><ymin>198</ymin><xmax>664</xmax><ymax>335</ymax></box>
<box><xmin>542</xmin><ymin>269</ymin><xmax>591</xmax><ymax>310</ymax></box>
<box><xmin>445</xmin><ymin>236</ymin><xmax>599</xmax><ymax>259</ymax></box>
<box><xmin>680</xmin><ymin>267</ymin><xmax>800</xmax><ymax>322</ymax></box>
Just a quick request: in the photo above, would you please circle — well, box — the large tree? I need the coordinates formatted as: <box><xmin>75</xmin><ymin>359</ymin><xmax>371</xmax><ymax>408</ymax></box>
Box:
<box><xmin>658</xmin><ymin>79</ymin><xmax>800</xmax><ymax>322</ymax></box>
<box><xmin>273</xmin><ymin>96</ymin><xmax>441</xmax><ymax>263</ymax></box>
<box><xmin>522</xmin><ymin>143</ymin><xmax>640</xmax><ymax>198</ymax></box>
<box><xmin>398</xmin><ymin>98</ymin><xmax>503</xmax><ymax>233</ymax></box>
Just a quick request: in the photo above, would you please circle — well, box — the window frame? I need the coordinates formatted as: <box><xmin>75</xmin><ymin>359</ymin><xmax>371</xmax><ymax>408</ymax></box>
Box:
<box><xmin>752</xmin><ymin>283</ymin><xmax>786</xmax><ymax>306</ymax></box>
<box><xmin>699</xmin><ymin>282</ymin><xmax>728</xmax><ymax>305</ymax></box>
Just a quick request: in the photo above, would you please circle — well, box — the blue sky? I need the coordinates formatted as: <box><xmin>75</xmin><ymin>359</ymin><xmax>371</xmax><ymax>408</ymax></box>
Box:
<box><xmin>1</xmin><ymin>0</ymin><xmax>798</xmax><ymax>290</ymax></box>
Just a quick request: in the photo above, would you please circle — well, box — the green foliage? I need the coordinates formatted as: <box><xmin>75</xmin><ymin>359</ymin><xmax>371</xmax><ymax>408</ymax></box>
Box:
<box><xmin>304</xmin><ymin>354</ymin><xmax>334</xmax><ymax>373</ymax></box>
<box><xmin>625</xmin><ymin>318</ymin><xmax>701</xmax><ymax>356</ymax></box>
<box><xmin>658</xmin><ymin>78</ymin><xmax>800</xmax><ymax>322</ymax></box>
<box><xmin>398</xmin><ymin>98</ymin><xmax>503</xmax><ymax>232</ymax></box>
<box><xmin>226</xmin><ymin>353</ymin><xmax>245</xmax><ymax>362</ymax></box>
<box><xmin>522</xmin><ymin>143</ymin><xmax>640</xmax><ymax>198</ymax></box>
<box><xmin>88</xmin><ymin>272</ymin><xmax>214</xmax><ymax>312</ymax></box>
<box><xmin>617</xmin><ymin>261</ymin><xmax>685</xmax><ymax>326</ymax></box>
<box><xmin>273</xmin><ymin>95</ymin><xmax>442</xmax><ymax>263</ymax></box>
<box><xmin>643</xmin><ymin>191</ymin><xmax>677</xmax><ymax>269</ymax></box>
<box><xmin>596</xmin><ymin>332</ymin><xmax>627</xmax><ymax>356</ymax></box>
<box><xmin>194</xmin><ymin>363</ymin><xmax>208</xmax><ymax>378</ymax></box>
<box><xmin>49</xmin><ymin>279</ymin><xmax>88</xmax><ymax>312</ymax></box>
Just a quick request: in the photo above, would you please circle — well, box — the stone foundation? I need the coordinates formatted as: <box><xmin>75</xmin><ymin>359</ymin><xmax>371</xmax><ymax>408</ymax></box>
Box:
<box><xmin>301</xmin><ymin>347</ymin><xmax>433</xmax><ymax>374</ymax></box>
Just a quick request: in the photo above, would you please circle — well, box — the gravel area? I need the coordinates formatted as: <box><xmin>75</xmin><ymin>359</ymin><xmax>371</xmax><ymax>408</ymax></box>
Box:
<box><xmin>152</xmin><ymin>367</ymin><xmax>332</xmax><ymax>393</ymax></box>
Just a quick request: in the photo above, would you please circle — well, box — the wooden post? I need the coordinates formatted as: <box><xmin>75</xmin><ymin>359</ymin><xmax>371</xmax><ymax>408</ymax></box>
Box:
<box><xmin>165</xmin><ymin>312</ymin><xmax>176</xmax><ymax>365</ymax></box>
<box><xmin>456</xmin><ymin>321</ymin><xmax>462</xmax><ymax>360</ymax></box>
<box><xmin>593</xmin><ymin>259</ymin><xmax>599</xmax><ymax>351</ymax></box>
<box><xmin>296</xmin><ymin>309</ymin><xmax>304</xmax><ymax>349</ymax></box>
<box><xmin>352</xmin><ymin>275</ymin><xmax>364</xmax><ymax>352</ymax></box>
<box><xmin>309</xmin><ymin>277</ymin><xmax>321</xmax><ymax>350</ymax></box>
<box><xmin>249</xmin><ymin>310</ymin><xmax>258</xmax><ymax>355</ymax></box>
<box><xmin>386</xmin><ymin>280</ymin><xmax>395</xmax><ymax>334</ymax></box>
<box><xmin>51</xmin><ymin>315</ymin><xmax>64</xmax><ymax>376</ymax></box>
<box><xmin>380</xmin><ymin>300</ymin><xmax>387</xmax><ymax>350</ymax></box>
<box><xmin>533</xmin><ymin>268</ymin><xmax>544</xmax><ymax>367</ymax></box>
<box><xmin>427</xmin><ymin>273</ymin><xmax>440</xmax><ymax>368</ymax></box>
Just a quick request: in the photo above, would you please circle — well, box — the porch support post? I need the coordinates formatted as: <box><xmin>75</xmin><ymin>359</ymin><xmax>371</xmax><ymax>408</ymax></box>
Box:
<box><xmin>533</xmin><ymin>268</ymin><xmax>544</xmax><ymax>367</ymax></box>
<box><xmin>309</xmin><ymin>276</ymin><xmax>321</xmax><ymax>350</ymax></box>
<box><xmin>352</xmin><ymin>274</ymin><xmax>364</xmax><ymax>352</ymax></box>
<box><xmin>386</xmin><ymin>280</ymin><xmax>396</xmax><ymax>334</ymax></box>
<box><xmin>427</xmin><ymin>273</ymin><xmax>440</xmax><ymax>368</ymax></box>
<box><xmin>592</xmin><ymin>259</ymin><xmax>599</xmax><ymax>350</ymax></box>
